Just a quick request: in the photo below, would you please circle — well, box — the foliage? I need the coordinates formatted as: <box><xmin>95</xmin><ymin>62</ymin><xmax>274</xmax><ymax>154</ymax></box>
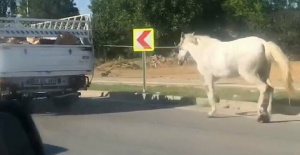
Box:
<box><xmin>0</xmin><ymin>0</ymin><xmax>17</xmax><ymax>17</ymax></box>
<box><xmin>269</xmin><ymin>9</ymin><xmax>300</xmax><ymax>46</ymax></box>
<box><xmin>18</xmin><ymin>0</ymin><xmax>79</xmax><ymax>18</ymax></box>
<box><xmin>143</xmin><ymin>0</ymin><xmax>202</xmax><ymax>37</ymax></box>
<box><xmin>222</xmin><ymin>0</ymin><xmax>270</xmax><ymax>32</ymax></box>
<box><xmin>8</xmin><ymin>0</ymin><xmax>300</xmax><ymax>59</ymax></box>
<box><xmin>90</xmin><ymin>0</ymin><xmax>203</xmax><ymax>59</ymax></box>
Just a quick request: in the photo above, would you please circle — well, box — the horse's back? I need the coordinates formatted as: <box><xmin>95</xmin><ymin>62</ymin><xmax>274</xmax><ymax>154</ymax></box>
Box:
<box><xmin>227</xmin><ymin>36</ymin><xmax>264</xmax><ymax>47</ymax></box>
<box><xmin>209</xmin><ymin>36</ymin><xmax>267</xmax><ymax>77</ymax></box>
<box><xmin>193</xmin><ymin>35</ymin><xmax>267</xmax><ymax>78</ymax></box>
<box><xmin>227</xmin><ymin>36</ymin><xmax>268</xmax><ymax>74</ymax></box>
<box><xmin>221</xmin><ymin>36</ymin><xmax>265</xmax><ymax>56</ymax></box>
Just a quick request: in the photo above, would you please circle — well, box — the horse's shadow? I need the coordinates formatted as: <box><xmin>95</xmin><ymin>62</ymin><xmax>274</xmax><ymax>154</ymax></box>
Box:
<box><xmin>269</xmin><ymin>99</ymin><xmax>300</xmax><ymax>123</ymax></box>
<box><xmin>208</xmin><ymin>115</ymin><xmax>246</xmax><ymax>118</ymax></box>
<box><xmin>233</xmin><ymin>98</ymin><xmax>300</xmax><ymax>116</ymax></box>
<box><xmin>234</xmin><ymin>101</ymin><xmax>300</xmax><ymax>124</ymax></box>
<box><xmin>269</xmin><ymin>120</ymin><xmax>300</xmax><ymax>123</ymax></box>
<box><xmin>219</xmin><ymin>97</ymin><xmax>300</xmax><ymax>123</ymax></box>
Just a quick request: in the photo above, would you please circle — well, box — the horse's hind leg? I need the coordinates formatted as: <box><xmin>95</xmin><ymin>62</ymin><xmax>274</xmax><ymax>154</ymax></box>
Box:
<box><xmin>259</xmin><ymin>63</ymin><xmax>274</xmax><ymax>121</ymax></box>
<box><xmin>240</xmin><ymin>71</ymin><xmax>272</xmax><ymax>123</ymax></box>
<box><xmin>256</xmin><ymin>83</ymin><xmax>274</xmax><ymax>123</ymax></box>
<box><xmin>266</xmin><ymin>78</ymin><xmax>274</xmax><ymax>119</ymax></box>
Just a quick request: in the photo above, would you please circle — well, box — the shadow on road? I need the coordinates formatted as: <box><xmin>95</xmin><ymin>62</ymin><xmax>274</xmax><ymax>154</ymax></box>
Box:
<box><xmin>272</xmin><ymin>98</ymin><xmax>300</xmax><ymax>115</ymax></box>
<box><xmin>269</xmin><ymin>120</ymin><xmax>300</xmax><ymax>123</ymax></box>
<box><xmin>234</xmin><ymin>98</ymin><xmax>300</xmax><ymax>116</ymax></box>
<box><xmin>31</xmin><ymin>92</ymin><xmax>196</xmax><ymax>115</ymax></box>
<box><xmin>44</xmin><ymin>144</ymin><xmax>68</xmax><ymax>155</ymax></box>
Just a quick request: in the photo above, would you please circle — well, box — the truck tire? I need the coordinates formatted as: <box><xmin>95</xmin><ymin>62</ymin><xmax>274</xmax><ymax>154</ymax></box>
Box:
<box><xmin>0</xmin><ymin>101</ymin><xmax>45</xmax><ymax>155</ymax></box>
<box><xmin>52</xmin><ymin>94</ymin><xmax>79</xmax><ymax>108</ymax></box>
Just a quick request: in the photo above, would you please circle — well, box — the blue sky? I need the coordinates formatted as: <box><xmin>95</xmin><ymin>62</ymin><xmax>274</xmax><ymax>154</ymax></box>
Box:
<box><xmin>74</xmin><ymin>0</ymin><xmax>91</xmax><ymax>14</ymax></box>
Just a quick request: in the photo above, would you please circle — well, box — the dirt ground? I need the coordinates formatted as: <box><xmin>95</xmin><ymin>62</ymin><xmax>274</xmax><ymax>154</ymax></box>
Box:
<box><xmin>95</xmin><ymin>60</ymin><xmax>300</xmax><ymax>87</ymax></box>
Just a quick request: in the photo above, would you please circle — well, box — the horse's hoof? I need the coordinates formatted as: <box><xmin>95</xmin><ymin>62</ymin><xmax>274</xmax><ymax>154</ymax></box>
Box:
<box><xmin>257</xmin><ymin>114</ymin><xmax>270</xmax><ymax>123</ymax></box>
<box><xmin>208</xmin><ymin>112</ymin><xmax>215</xmax><ymax>118</ymax></box>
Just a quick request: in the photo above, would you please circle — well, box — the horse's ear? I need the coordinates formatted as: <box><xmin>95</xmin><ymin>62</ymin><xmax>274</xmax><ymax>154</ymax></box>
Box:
<box><xmin>192</xmin><ymin>32</ymin><xmax>195</xmax><ymax>36</ymax></box>
<box><xmin>181</xmin><ymin>32</ymin><xmax>184</xmax><ymax>38</ymax></box>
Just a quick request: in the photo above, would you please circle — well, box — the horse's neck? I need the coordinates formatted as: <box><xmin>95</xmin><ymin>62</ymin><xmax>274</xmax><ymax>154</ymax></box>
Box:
<box><xmin>197</xmin><ymin>36</ymin><xmax>219</xmax><ymax>46</ymax></box>
<box><xmin>187</xmin><ymin>36</ymin><xmax>219</xmax><ymax>61</ymax></box>
<box><xmin>187</xmin><ymin>45</ymin><xmax>205</xmax><ymax>62</ymax></box>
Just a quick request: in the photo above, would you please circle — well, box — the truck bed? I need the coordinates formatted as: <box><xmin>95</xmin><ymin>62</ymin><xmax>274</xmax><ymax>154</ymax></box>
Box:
<box><xmin>0</xmin><ymin>44</ymin><xmax>94</xmax><ymax>77</ymax></box>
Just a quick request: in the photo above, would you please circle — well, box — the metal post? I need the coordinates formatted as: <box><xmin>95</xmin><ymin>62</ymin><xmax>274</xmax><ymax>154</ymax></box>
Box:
<box><xmin>26</xmin><ymin>0</ymin><xmax>29</xmax><ymax>17</ymax></box>
<box><xmin>142</xmin><ymin>51</ymin><xmax>146</xmax><ymax>93</ymax></box>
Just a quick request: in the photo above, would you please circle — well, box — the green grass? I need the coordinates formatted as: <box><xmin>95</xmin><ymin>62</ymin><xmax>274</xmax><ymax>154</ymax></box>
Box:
<box><xmin>90</xmin><ymin>83</ymin><xmax>300</xmax><ymax>106</ymax></box>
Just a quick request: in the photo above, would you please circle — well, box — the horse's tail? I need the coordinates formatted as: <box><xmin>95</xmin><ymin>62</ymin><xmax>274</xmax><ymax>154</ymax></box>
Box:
<box><xmin>264</xmin><ymin>41</ymin><xmax>295</xmax><ymax>95</ymax></box>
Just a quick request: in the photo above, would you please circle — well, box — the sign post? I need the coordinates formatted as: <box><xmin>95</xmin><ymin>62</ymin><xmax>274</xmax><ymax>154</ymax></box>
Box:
<box><xmin>142</xmin><ymin>51</ymin><xmax>146</xmax><ymax>92</ymax></box>
<box><xmin>133</xmin><ymin>28</ymin><xmax>154</xmax><ymax>95</ymax></box>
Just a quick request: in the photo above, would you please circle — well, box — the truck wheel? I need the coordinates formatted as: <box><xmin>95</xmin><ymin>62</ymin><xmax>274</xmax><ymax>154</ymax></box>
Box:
<box><xmin>52</xmin><ymin>94</ymin><xmax>79</xmax><ymax>108</ymax></box>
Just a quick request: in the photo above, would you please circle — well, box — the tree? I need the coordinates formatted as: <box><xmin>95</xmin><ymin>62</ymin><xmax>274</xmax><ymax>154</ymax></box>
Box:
<box><xmin>90</xmin><ymin>0</ymin><xmax>147</xmax><ymax>58</ymax></box>
<box><xmin>0</xmin><ymin>0</ymin><xmax>17</xmax><ymax>17</ymax></box>
<box><xmin>143</xmin><ymin>0</ymin><xmax>202</xmax><ymax>35</ymax></box>
<box><xmin>18</xmin><ymin>0</ymin><xmax>79</xmax><ymax>18</ymax></box>
<box><xmin>268</xmin><ymin>0</ymin><xmax>300</xmax><ymax>10</ymax></box>
<box><xmin>91</xmin><ymin>0</ymin><xmax>203</xmax><ymax>58</ymax></box>
<box><xmin>222</xmin><ymin>0</ymin><xmax>270</xmax><ymax>33</ymax></box>
<box><xmin>90</xmin><ymin>0</ymin><xmax>300</xmax><ymax>59</ymax></box>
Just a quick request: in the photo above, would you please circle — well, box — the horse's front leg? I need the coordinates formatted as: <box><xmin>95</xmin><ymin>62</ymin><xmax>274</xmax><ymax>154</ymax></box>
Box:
<box><xmin>204</xmin><ymin>75</ymin><xmax>219</xmax><ymax>117</ymax></box>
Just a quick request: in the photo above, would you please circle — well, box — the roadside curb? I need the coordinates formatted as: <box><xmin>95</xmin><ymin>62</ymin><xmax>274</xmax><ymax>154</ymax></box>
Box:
<box><xmin>92</xmin><ymin>80</ymin><xmax>300</xmax><ymax>90</ymax></box>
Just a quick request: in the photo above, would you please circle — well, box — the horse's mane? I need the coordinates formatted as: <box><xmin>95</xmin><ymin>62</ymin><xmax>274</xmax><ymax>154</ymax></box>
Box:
<box><xmin>193</xmin><ymin>34</ymin><xmax>220</xmax><ymax>45</ymax></box>
<box><xmin>195</xmin><ymin>35</ymin><xmax>219</xmax><ymax>42</ymax></box>
<box><xmin>184</xmin><ymin>33</ymin><xmax>219</xmax><ymax>42</ymax></box>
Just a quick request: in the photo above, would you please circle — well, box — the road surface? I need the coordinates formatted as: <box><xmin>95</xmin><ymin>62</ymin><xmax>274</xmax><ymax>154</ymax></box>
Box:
<box><xmin>31</xmin><ymin>95</ymin><xmax>300</xmax><ymax>155</ymax></box>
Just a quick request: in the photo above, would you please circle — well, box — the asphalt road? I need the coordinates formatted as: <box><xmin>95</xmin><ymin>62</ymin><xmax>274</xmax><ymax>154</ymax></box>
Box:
<box><xmin>31</xmin><ymin>97</ymin><xmax>300</xmax><ymax>155</ymax></box>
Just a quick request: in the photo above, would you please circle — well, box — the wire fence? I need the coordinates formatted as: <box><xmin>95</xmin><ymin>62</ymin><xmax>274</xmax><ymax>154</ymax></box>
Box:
<box><xmin>101</xmin><ymin>44</ymin><xmax>177</xmax><ymax>49</ymax></box>
<box><xmin>94</xmin><ymin>44</ymin><xmax>179</xmax><ymax>61</ymax></box>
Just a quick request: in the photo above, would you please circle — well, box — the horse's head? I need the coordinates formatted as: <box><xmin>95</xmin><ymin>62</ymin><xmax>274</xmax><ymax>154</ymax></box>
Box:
<box><xmin>177</xmin><ymin>48</ymin><xmax>189</xmax><ymax>66</ymax></box>
<box><xmin>177</xmin><ymin>32</ymin><xmax>198</xmax><ymax>66</ymax></box>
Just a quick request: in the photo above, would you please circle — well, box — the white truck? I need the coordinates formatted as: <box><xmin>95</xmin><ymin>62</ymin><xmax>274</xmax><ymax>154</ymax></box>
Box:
<box><xmin>0</xmin><ymin>14</ymin><xmax>94</xmax><ymax>108</ymax></box>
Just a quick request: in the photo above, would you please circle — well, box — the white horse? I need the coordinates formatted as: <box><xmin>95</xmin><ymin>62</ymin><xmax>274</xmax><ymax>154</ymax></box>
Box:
<box><xmin>177</xmin><ymin>32</ymin><xmax>294</xmax><ymax>123</ymax></box>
